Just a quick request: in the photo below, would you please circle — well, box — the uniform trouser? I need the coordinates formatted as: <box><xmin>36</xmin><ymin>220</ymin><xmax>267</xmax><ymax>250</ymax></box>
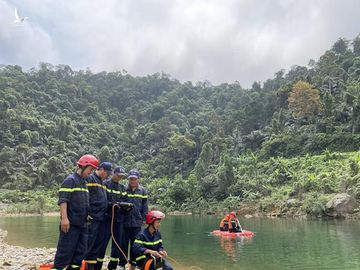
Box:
<box><xmin>137</xmin><ymin>258</ymin><xmax>173</xmax><ymax>270</ymax></box>
<box><xmin>52</xmin><ymin>224</ymin><xmax>88</xmax><ymax>270</ymax></box>
<box><xmin>85</xmin><ymin>220</ymin><xmax>106</xmax><ymax>265</ymax></box>
<box><xmin>229</xmin><ymin>227</ymin><xmax>242</xmax><ymax>232</ymax></box>
<box><xmin>123</xmin><ymin>226</ymin><xmax>142</xmax><ymax>265</ymax></box>
<box><xmin>219</xmin><ymin>226</ymin><xmax>228</xmax><ymax>231</ymax></box>
<box><xmin>95</xmin><ymin>219</ymin><xmax>127</xmax><ymax>270</ymax></box>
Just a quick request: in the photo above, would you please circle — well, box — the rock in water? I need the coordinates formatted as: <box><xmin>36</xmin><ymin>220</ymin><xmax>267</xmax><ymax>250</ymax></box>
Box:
<box><xmin>325</xmin><ymin>193</ymin><xmax>357</xmax><ymax>217</ymax></box>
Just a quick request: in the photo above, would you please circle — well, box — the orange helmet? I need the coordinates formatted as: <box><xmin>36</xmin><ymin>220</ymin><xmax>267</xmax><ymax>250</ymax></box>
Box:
<box><xmin>146</xmin><ymin>210</ymin><xmax>165</xmax><ymax>224</ymax></box>
<box><xmin>229</xmin><ymin>211</ymin><xmax>237</xmax><ymax>218</ymax></box>
<box><xmin>77</xmin><ymin>154</ymin><xmax>99</xmax><ymax>169</ymax></box>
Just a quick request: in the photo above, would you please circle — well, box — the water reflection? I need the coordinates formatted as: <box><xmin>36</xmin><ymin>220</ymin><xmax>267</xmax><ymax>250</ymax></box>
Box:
<box><xmin>216</xmin><ymin>235</ymin><xmax>253</xmax><ymax>262</ymax></box>
<box><xmin>1</xmin><ymin>216</ymin><xmax>360</xmax><ymax>270</ymax></box>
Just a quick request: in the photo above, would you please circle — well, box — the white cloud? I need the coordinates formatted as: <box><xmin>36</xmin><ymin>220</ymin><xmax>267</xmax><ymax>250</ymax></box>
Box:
<box><xmin>1</xmin><ymin>0</ymin><xmax>360</xmax><ymax>87</ymax></box>
<box><xmin>0</xmin><ymin>1</ymin><xmax>58</xmax><ymax>66</ymax></box>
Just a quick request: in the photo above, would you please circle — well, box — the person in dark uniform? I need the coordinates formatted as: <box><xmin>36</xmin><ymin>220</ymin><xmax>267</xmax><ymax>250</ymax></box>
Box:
<box><xmin>132</xmin><ymin>210</ymin><xmax>173</xmax><ymax>270</ymax></box>
<box><xmin>95</xmin><ymin>166</ymin><xmax>129</xmax><ymax>270</ymax></box>
<box><xmin>123</xmin><ymin>169</ymin><xmax>148</xmax><ymax>269</ymax></box>
<box><xmin>228</xmin><ymin>211</ymin><xmax>242</xmax><ymax>233</ymax></box>
<box><xmin>51</xmin><ymin>154</ymin><xmax>99</xmax><ymax>270</ymax></box>
<box><xmin>84</xmin><ymin>162</ymin><xmax>112</xmax><ymax>270</ymax></box>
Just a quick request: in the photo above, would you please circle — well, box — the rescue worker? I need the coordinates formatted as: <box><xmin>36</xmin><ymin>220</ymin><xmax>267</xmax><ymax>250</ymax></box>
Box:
<box><xmin>84</xmin><ymin>162</ymin><xmax>112</xmax><ymax>270</ymax></box>
<box><xmin>95</xmin><ymin>166</ymin><xmax>129</xmax><ymax>270</ymax></box>
<box><xmin>51</xmin><ymin>154</ymin><xmax>99</xmax><ymax>270</ymax></box>
<box><xmin>123</xmin><ymin>169</ymin><xmax>148</xmax><ymax>269</ymax></box>
<box><xmin>228</xmin><ymin>211</ymin><xmax>242</xmax><ymax>233</ymax></box>
<box><xmin>132</xmin><ymin>210</ymin><xmax>173</xmax><ymax>270</ymax></box>
<box><xmin>219</xmin><ymin>214</ymin><xmax>230</xmax><ymax>231</ymax></box>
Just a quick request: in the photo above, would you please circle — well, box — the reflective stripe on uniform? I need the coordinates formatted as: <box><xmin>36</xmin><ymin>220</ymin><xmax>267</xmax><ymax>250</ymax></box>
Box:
<box><xmin>134</xmin><ymin>239</ymin><xmax>162</xmax><ymax>245</ymax></box>
<box><xmin>107</xmin><ymin>189</ymin><xmax>127</xmax><ymax>196</ymax></box>
<box><xmin>135</xmin><ymin>255</ymin><xmax>147</xmax><ymax>261</ymax></box>
<box><xmin>84</xmin><ymin>260</ymin><xmax>97</xmax><ymax>264</ymax></box>
<box><xmin>127</xmin><ymin>194</ymin><xmax>148</xmax><ymax>199</ymax></box>
<box><xmin>86</xmin><ymin>183</ymin><xmax>107</xmax><ymax>190</ymax></box>
<box><xmin>59</xmin><ymin>188</ymin><xmax>88</xmax><ymax>192</ymax></box>
<box><xmin>109</xmin><ymin>257</ymin><xmax>119</xmax><ymax>262</ymax></box>
<box><xmin>70</xmin><ymin>265</ymin><xmax>80</xmax><ymax>268</ymax></box>
<box><xmin>97</xmin><ymin>258</ymin><xmax>105</xmax><ymax>262</ymax></box>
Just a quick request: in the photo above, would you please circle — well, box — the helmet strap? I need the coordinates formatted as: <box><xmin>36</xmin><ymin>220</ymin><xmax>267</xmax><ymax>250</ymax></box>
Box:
<box><xmin>78</xmin><ymin>165</ymin><xmax>91</xmax><ymax>178</ymax></box>
<box><xmin>149</xmin><ymin>223</ymin><xmax>157</xmax><ymax>233</ymax></box>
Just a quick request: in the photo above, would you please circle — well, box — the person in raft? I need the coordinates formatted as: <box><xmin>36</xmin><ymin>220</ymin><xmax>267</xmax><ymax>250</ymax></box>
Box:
<box><xmin>132</xmin><ymin>210</ymin><xmax>173</xmax><ymax>270</ymax></box>
<box><xmin>51</xmin><ymin>154</ymin><xmax>99</xmax><ymax>270</ymax></box>
<box><xmin>219</xmin><ymin>211</ymin><xmax>242</xmax><ymax>233</ymax></box>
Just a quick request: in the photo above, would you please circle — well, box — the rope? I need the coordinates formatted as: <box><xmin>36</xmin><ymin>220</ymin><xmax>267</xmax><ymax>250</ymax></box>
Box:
<box><xmin>167</xmin><ymin>255</ymin><xmax>207</xmax><ymax>270</ymax></box>
<box><xmin>111</xmin><ymin>204</ymin><xmax>130</xmax><ymax>265</ymax></box>
<box><xmin>110</xmin><ymin>205</ymin><xmax>208</xmax><ymax>270</ymax></box>
<box><xmin>166</xmin><ymin>255</ymin><xmax>185</xmax><ymax>268</ymax></box>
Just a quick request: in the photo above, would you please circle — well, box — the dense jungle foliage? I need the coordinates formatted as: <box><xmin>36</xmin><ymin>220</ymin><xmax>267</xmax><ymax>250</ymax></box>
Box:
<box><xmin>1</xmin><ymin>35</ymin><xmax>360</xmax><ymax>215</ymax></box>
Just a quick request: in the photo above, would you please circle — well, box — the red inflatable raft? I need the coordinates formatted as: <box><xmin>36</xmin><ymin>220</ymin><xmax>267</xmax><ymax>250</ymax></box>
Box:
<box><xmin>211</xmin><ymin>229</ymin><xmax>254</xmax><ymax>237</ymax></box>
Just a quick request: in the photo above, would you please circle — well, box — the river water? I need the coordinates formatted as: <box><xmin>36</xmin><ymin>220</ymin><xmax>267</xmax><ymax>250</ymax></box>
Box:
<box><xmin>0</xmin><ymin>215</ymin><xmax>359</xmax><ymax>270</ymax></box>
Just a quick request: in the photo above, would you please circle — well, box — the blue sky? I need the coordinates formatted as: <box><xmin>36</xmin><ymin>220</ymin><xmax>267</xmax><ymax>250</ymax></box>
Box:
<box><xmin>1</xmin><ymin>0</ymin><xmax>360</xmax><ymax>87</ymax></box>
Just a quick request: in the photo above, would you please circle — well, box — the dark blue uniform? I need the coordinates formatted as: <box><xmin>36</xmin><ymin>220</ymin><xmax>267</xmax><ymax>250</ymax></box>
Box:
<box><xmin>132</xmin><ymin>228</ymin><xmax>173</xmax><ymax>270</ymax></box>
<box><xmin>84</xmin><ymin>172</ymin><xmax>108</xmax><ymax>266</ymax></box>
<box><xmin>96</xmin><ymin>179</ymin><xmax>128</xmax><ymax>270</ymax></box>
<box><xmin>123</xmin><ymin>185</ymin><xmax>148</xmax><ymax>266</ymax></box>
<box><xmin>52</xmin><ymin>173</ymin><xmax>89</xmax><ymax>270</ymax></box>
<box><xmin>229</xmin><ymin>218</ymin><xmax>242</xmax><ymax>232</ymax></box>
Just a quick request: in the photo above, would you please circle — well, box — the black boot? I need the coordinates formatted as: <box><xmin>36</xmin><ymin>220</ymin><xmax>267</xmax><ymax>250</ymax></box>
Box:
<box><xmin>94</xmin><ymin>261</ymin><xmax>103</xmax><ymax>270</ymax></box>
<box><xmin>107</xmin><ymin>260</ymin><xmax>118</xmax><ymax>270</ymax></box>
<box><xmin>85</xmin><ymin>263</ymin><xmax>96</xmax><ymax>270</ymax></box>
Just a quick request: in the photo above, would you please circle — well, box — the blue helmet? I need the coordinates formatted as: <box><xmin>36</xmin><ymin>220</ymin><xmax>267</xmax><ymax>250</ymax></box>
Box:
<box><xmin>113</xmin><ymin>166</ymin><xmax>126</xmax><ymax>176</ymax></box>
<box><xmin>98</xmin><ymin>162</ymin><xmax>113</xmax><ymax>175</ymax></box>
<box><xmin>128</xmin><ymin>169</ymin><xmax>140</xmax><ymax>179</ymax></box>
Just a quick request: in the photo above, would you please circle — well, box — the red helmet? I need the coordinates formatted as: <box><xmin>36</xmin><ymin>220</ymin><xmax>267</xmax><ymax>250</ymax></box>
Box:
<box><xmin>77</xmin><ymin>154</ymin><xmax>99</xmax><ymax>169</ymax></box>
<box><xmin>230</xmin><ymin>211</ymin><xmax>237</xmax><ymax>217</ymax></box>
<box><xmin>146</xmin><ymin>210</ymin><xmax>165</xmax><ymax>224</ymax></box>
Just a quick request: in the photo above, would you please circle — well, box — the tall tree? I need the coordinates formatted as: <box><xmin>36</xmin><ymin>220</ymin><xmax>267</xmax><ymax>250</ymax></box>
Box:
<box><xmin>194</xmin><ymin>142</ymin><xmax>213</xmax><ymax>181</ymax></box>
<box><xmin>288</xmin><ymin>81</ymin><xmax>322</xmax><ymax>118</ymax></box>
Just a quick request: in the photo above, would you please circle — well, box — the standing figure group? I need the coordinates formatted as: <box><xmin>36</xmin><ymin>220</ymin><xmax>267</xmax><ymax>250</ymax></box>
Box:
<box><xmin>51</xmin><ymin>154</ymin><xmax>173</xmax><ymax>270</ymax></box>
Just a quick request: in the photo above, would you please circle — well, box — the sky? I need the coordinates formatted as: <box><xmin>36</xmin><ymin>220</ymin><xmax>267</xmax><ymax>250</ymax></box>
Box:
<box><xmin>1</xmin><ymin>0</ymin><xmax>360</xmax><ymax>87</ymax></box>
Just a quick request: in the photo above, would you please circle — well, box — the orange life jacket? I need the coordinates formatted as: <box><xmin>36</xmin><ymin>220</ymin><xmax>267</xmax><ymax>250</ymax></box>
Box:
<box><xmin>219</xmin><ymin>215</ymin><xmax>230</xmax><ymax>228</ymax></box>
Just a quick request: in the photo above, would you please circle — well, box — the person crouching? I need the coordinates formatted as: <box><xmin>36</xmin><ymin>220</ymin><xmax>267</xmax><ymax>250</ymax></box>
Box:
<box><xmin>132</xmin><ymin>210</ymin><xmax>173</xmax><ymax>270</ymax></box>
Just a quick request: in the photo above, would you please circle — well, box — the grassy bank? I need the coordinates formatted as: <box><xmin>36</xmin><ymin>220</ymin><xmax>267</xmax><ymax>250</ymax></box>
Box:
<box><xmin>1</xmin><ymin>151</ymin><xmax>359</xmax><ymax>217</ymax></box>
<box><xmin>146</xmin><ymin>151</ymin><xmax>360</xmax><ymax>217</ymax></box>
<box><xmin>0</xmin><ymin>189</ymin><xmax>58</xmax><ymax>214</ymax></box>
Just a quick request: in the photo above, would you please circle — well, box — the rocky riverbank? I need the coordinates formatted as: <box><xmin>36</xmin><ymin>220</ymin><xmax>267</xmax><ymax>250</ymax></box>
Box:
<box><xmin>0</xmin><ymin>229</ymin><xmax>141</xmax><ymax>270</ymax></box>
<box><xmin>0</xmin><ymin>229</ymin><xmax>55</xmax><ymax>270</ymax></box>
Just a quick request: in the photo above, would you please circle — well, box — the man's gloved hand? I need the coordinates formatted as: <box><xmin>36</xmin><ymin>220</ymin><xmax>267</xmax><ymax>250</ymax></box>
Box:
<box><xmin>115</xmin><ymin>202</ymin><xmax>134</xmax><ymax>212</ymax></box>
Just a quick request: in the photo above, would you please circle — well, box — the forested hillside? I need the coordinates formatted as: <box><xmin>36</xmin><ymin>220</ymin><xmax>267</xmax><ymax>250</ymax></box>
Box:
<box><xmin>1</xmin><ymin>35</ymin><xmax>360</xmax><ymax>214</ymax></box>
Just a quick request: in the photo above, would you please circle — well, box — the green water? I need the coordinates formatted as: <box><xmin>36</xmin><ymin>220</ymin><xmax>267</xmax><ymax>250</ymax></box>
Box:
<box><xmin>0</xmin><ymin>216</ymin><xmax>360</xmax><ymax>269</ymax></box>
